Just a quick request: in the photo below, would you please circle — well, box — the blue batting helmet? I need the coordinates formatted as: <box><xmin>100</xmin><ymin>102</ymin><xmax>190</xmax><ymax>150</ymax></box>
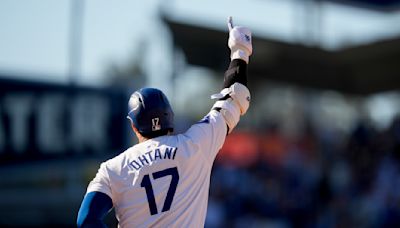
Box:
<box><xmin>127</xmin><ymin>88</ymin><xmax>174</xmax><ymax>136</ymax></box>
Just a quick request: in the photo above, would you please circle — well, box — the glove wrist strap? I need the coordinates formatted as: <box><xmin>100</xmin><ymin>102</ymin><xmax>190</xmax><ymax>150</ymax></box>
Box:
<box><xmin>231</xmin><ymin>49</ymin><xmax>249</xmax><ymax>64</ymax></box>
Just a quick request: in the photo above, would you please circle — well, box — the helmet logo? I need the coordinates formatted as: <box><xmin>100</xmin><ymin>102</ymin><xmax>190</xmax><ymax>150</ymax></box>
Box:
<box><xmin>152</xmin><ymin>118</ymin><xmax>161</xmax><ymax>131</ymax></box>
<box><xmin>129</xmin><ymin>94</ymin><xmax>140</xmax><ymax>111</ymax></box>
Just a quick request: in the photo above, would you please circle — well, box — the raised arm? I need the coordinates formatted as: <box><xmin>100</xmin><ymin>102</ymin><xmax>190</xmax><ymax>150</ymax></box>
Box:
<box><xmin>180</xmin><ymin>17</ymin><xmax>252</xmax><ymax>162</ymax></box>
<box><xmin>223</xmin><ymin>16</ymin><xmax>252</xmax><ymax>88</ymax></box>
<box><xmin>211</xmin><ymin>17</ymin><xmax>252</xmax><ymax>133</ymax></box>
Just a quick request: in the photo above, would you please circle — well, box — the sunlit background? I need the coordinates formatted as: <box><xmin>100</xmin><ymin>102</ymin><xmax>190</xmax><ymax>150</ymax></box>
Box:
<box><xmin>1</xmin><ymin>0</ymin><xmax>400</xmax><ymax>227</ymax></box>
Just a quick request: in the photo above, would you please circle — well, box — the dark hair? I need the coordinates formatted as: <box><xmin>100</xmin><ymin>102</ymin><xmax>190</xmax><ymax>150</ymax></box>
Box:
<box><xmin>140</xmin><ymin>128</ymin><xmax>172</xmax><ymax>139</ymax></box>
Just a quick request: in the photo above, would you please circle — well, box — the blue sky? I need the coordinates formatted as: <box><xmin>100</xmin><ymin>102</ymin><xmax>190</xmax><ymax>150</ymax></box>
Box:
<box><xmin>0</xmin><ymin>0</ymin><xmax>158</xmax><ymax>85</ymax></box>
<box><xmin>0</xmin><ymin>0</ymin><xmax>400</xmax><ymax>86</ymax></box>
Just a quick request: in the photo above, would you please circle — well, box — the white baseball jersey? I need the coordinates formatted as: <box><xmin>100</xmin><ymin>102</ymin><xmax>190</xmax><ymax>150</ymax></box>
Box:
<box><xmin>86</xmin><ymin>110</ymin><xmax>228</xmax><ymax>227</ymax></box>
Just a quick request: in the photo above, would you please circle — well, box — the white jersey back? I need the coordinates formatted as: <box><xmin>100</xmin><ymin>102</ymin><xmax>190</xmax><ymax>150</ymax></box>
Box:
<box><xmin>86</xmin><ymin>110</ymin><xmax>227</xmax><ymax>227</ymax></box>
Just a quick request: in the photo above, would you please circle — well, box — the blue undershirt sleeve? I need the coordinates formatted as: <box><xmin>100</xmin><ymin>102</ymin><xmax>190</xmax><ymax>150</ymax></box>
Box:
<box><xmin>77</xmin><ymin>191</ymin><xmax>113</xmax><ymax>228</ymax></box>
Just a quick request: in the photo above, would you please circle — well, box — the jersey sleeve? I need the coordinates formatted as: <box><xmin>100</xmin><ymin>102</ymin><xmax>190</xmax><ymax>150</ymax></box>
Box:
<box><xmin>183</xmin><ymin>110</ymin><xmax>228</xmax><ymax>163</ymax></box>
<box><xmin>86</xmin><ymin>162</ymin><xmax>113</xmax><ymax>199</ymax></box>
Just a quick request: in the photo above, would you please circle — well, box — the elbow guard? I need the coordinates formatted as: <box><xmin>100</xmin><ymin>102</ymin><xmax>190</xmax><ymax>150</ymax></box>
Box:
<box><xmin>211</xmin><ymin>83</ymin><xmax>250</xmax><ymax>133</ymax></box>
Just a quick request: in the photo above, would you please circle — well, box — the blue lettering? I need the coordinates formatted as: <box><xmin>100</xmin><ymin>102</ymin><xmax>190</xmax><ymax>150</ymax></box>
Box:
<box><xmin>145</xmin><ymin>151</ymin><xmax>154</xmax><ymax>161</ymax></box>
<box><xmin>172</xmin><ymin>147</ymin><xmax>177</xmax><ymax>160</ymax></box>
<box><xmin>138</xmin><ymin>154</ymin><xmax>149</xmax><ymax>166</ymax></box>
<box><xmin>164</xmin><ymin>147</ymin><xmax>173</xmax><ymax>159</ymax></box>
<box><xmin>154</xmin><ymin>149</ymin><xmax>162</xmax><ymax>160</ymax></box>
<box><xmin>130</xmin><ymin>160</ymin><xmax>142</xmax><ymax>170</ymax></box>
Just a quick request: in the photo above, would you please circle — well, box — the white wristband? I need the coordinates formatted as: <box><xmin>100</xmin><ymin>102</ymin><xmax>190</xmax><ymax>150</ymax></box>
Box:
<box><xmin>231</xmin><ymin>49</ymin><xmax>249</xmax><ymax>64</ymax></box>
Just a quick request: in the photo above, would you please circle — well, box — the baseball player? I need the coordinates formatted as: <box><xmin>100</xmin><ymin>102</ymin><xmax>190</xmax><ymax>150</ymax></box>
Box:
<box><xmin>77</xmin><ymin>17</ymin><xmax>252</xmax><ymax>227</ymax></box>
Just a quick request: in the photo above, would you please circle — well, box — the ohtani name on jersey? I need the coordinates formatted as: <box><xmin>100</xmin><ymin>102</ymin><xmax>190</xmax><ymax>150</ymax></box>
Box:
<box><xmin>129</xmin><ymin>146</ymin><xmax>178</xmax><ymax>170</ymax></box>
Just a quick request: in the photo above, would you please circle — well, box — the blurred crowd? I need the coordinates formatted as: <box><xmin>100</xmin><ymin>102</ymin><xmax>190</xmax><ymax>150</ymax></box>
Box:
<box><xmin>206</xmin><ymin>116</ymin><xmax>400</xmax><ymax>228</ymax></box>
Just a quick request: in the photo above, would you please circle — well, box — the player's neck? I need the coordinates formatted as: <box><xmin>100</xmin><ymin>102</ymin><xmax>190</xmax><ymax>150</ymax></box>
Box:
<box><xmin>137</xmin><ymin>134</ymin><xmax>148</xmax><ymax>143</ymax></box>
<box><xmin>131</xmin><ymin>124</ymin><xmax>149</xmax><ymax>143</ymax></box>
<box><xmin>137</xmin><ymin>131</ymin><xmax>172</xmax><ymax>143</ymax></box>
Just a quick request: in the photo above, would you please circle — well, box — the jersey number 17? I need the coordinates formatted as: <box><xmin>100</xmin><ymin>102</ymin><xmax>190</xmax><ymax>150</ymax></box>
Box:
<box><xmin>140</xmin><ymin>167</ymin><xmax>179</xmax><ymax>215</ymax></box>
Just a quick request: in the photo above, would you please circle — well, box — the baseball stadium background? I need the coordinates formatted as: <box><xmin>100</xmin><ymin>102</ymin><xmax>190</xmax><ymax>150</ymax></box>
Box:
<box><xmin>1</xmin><ymin>0</ymin><xmax>400</xmax><ymax>227</ymax></box>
